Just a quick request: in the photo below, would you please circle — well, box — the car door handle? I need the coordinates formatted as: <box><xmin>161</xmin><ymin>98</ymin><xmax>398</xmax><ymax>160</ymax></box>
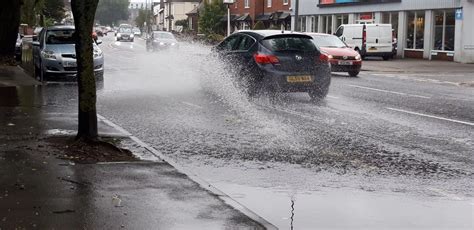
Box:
<box><xmin>376</xmin><ymin>39</ymin><xmax>379</xmax><ymax>43</ymax></box>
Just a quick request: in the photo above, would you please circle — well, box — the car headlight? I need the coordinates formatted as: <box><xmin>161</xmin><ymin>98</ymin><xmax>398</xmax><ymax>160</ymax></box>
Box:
<box><xmin>130</xmin><ymin>34</ymin><xmax>134</xmax><ymax>38</ymax></box>
<box><xmin>159</xmin><ymin>42</ymin><xmax>165</xmax><ymax>46</ymax></box>
<box><xmin>117</xmin><ymin>33</ymin><xmax>121</xmax><ymax>37</ymax></box>
<box><xmin>355</xmin><ymin>54</ymin><xmax>361</xmax><ymax>60</ymax></box>
<box><xmin>171</xmin><ymin>43</ymin><xmax>176</xmax><ymax>46</ymax></box>
<box><xmin>93</xmin><ymin>49</ymin><xmax>103</xmax><ymax>58</ymax></box>
<box><xmin>41</xmin><ymin>50</ymin><xmax>56</xmax><ymax>59</ymax></box>
<box><xmin>327</xmin><ymin>54</ymin><xmax>334</xmax><ymax>59</ymax></box>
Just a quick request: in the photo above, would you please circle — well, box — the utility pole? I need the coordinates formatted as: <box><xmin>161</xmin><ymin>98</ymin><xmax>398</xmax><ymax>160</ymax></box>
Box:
<box><xmin>168</xmin><ymin>0</ymin><xmax>172</xmax><ymax>32</ymax></box>
<box><xmin>293</xmin><ymin>0</ymin><xmax>299</xmax><ymax>32</ymax></box>
<box><xmin>223</xmin><ymin>0</ymin><xmax>234</xmax><ymax>36</ymax></box>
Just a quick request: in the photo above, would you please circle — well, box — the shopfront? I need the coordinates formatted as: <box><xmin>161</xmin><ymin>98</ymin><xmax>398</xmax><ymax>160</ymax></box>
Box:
<box><xmin>293</xmin><ymin>0</ymin><xmax>474</xmax><ymax>63</ymax></box>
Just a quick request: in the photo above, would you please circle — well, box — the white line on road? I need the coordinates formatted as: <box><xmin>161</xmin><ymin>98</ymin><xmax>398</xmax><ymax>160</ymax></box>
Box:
<box><xmin>348</xmin><ymin>84</ymin><xmax>431</xmax><ymax>99</ymax></box>
<box><xmin>181</xmin><ymin>101</ymin><xmax>203</xmax><ymax>109</ymax></box>
<box><xmin>386</xmin><ymin>107</ymin><xmax>474</xmax><ymax>127</ymax></box>
<box><xmin>327</xmin><ymin>95</ymin><xmax>340</xmax><ymax>99</ymax></box>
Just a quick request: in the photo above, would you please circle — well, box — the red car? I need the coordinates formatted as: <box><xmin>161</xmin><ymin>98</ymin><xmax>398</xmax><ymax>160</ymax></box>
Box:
<box><xmin>308</xmin><ymin>33</ymin><xmax>362</xmax><ymax>77</ymax></box>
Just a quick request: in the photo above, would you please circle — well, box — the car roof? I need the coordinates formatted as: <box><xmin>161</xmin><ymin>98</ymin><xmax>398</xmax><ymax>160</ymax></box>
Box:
<box><xmin>46</xmin><ymin>25</ymin><xmax>75</xmax><ymax>31</ymax></box>
<box><xmin>236</xmin><ymin>30</ymin><xmax>311</xmax><ymax>40</ymax></box>
<box><xmin>306</xmin><ymin>33</ymin><xmax>334</xmax><ymax>37</ymax></box>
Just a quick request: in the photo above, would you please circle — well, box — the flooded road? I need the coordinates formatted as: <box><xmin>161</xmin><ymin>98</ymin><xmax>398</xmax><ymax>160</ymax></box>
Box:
<box><xmin>44</xmin><ymin>34</ymin><xmax>473</xmax><ymax>229</ymax></box>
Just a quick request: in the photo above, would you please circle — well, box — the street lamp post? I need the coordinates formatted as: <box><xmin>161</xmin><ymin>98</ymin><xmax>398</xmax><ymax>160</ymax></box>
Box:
<box><xmin>223</xmin><ymin>0</ymin><xmax>235</xmax><ymax>37</ymax></box>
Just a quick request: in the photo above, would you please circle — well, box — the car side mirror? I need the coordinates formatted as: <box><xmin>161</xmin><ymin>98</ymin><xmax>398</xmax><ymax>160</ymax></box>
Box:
<box><xmin>96</xmin><ymin>39</ymin><xmax>103</xmax><ymax>45</ymax></box>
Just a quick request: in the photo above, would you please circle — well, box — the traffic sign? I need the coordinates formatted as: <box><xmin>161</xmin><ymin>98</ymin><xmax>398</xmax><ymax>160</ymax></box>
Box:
<box><xmin>455</xmin><ymin>9</ymin><xmax>463</xmax><ymax>20</ymax></box>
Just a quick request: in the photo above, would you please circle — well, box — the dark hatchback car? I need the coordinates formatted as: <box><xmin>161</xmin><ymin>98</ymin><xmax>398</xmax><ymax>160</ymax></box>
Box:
<box><xmin>214</xmin><ymin>30</ymin><xmax>331</xmax><ymax>100</ymax></box>
<box><xmin>146</xmin><ymin>31</ymin><xmax>178</xmax><ymax>52</ymax></box>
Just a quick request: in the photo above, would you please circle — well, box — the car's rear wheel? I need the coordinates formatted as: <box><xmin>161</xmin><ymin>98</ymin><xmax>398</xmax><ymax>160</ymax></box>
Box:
<box><xmin>348</xmin><ymin>71</ymin><xmax>360</xmax><ymax>77</ymax></box>
<box><xmin>382</xmin><ymin>55</ymin><xmax>390</xmax><ymax>61</ymax></box>
<box><xmin>309</xmin><ymin>74</ymin><xmax>331</xmax><ymax>101</ymax></box>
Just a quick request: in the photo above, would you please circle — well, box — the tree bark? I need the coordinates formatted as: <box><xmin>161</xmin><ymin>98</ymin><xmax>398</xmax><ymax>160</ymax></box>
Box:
<box><xmin>0</xmin><ymin>0</ymin><xmax>22</xmax><ymax>63</ymax></box>
<box><xmin>71</xmin><ymin>0</ymin><xmax>99</xmax><ymax>141</ymax></box>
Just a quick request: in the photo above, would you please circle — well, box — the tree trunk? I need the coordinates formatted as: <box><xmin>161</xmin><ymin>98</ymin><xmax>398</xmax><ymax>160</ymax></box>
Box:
<box><xmin>71</xmin><ymin>0</ymin><xmax>99</xmax><ymax>141</ymax></box>
<box><xmin>0</xmin><ymin>0</ymin><xmax>22</xmax><ymax>63</ymax></box>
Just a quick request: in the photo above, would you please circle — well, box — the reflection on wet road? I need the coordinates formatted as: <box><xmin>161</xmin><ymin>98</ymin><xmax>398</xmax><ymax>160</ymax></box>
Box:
<box><xmin>44</xmin><ymin>35</ymin><xmax>474</xmax><ymax>229</ymax></box>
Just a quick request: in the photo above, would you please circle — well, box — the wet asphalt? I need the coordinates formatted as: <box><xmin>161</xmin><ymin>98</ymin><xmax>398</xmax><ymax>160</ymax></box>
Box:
<box><xmin>37</xmin><ymin>35</ymin><xmax>474</xmax><ymax>229</ymax></box>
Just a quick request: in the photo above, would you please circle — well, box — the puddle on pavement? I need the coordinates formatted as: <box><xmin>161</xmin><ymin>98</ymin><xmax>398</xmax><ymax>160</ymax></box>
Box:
<box><xmin>214</xmin><ymin>182</ymin><xmax>473</xmax><ymax>230</ymax></box>
<box><xmin>0</xmin><ymin>86</ymin><xmax>43</xmax><ymax>107</ymax></box>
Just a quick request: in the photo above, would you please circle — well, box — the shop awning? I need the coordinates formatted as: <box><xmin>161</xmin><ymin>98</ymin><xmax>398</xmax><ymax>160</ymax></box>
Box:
<box><xmin>278</xmin><ymin>12</ymin><xmax>291</xmax><ymax>20</ymax></box>
<box><xmin>221</xmin><ymin>15</ymin><xmax>237</xmax><ymax>22</ymax></box>
<box><xmin>255</xmin><ymin>14</ymin><xmax>271</xmax><ymax>21</ymax></box>
<box><xmin>236</xmin><ymin>13</ymin><xmax>251</xmax><ymax>21</ymax></box>
<box><xmin>186</xmin><ymin>7</ymin><xmax>198</xmax><ymax>16</ymax></box>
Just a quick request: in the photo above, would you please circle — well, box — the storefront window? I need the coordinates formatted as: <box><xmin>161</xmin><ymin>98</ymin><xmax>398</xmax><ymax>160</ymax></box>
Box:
<box><xmin>445</xmin><ymin>11</ymin><xmax>455</xmax><ymax>51</ymax></box>
<box><xmin>434</xmin><ymin>10</ymin><xmax>455</xmax><ymax>51</ymax></box>
<box><xmin>406</xmin><ymin>11</ymin><xmax>425</xmax><ymax>49</ymax></box>
<box><xmin>299</xmin><ymin>17</ymin><xmax>306</xmax><ymax>32</ymax></box>
<box><xmin>382</xmin><ymin>12</ymin><xmax>398</xmax><ymax>40</ymax></box>
<box><xmin>321</xmin><ymin>15</ymin><xmax>332</xmax><ymax>34</ymax></box>
<box><xmin>335</xmin><ymin>14</ymin><xmax>348</xmax><ymax>29</ymax></box>
<box><xmin>311</xmin><ymin>16</ymin><xmax>318</xmax><ymax>32</ymax></box>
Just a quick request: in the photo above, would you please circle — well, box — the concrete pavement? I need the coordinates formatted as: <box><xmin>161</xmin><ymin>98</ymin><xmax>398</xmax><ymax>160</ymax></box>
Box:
<box><xmin>361</xmin><ymin>58</ymin><xmax>474</xmax><ymax>86</ymax></box>
<box><xmin>0</xmin><ymin>65</ymin><xmax>274</xmax><ymax>229</ymax></box>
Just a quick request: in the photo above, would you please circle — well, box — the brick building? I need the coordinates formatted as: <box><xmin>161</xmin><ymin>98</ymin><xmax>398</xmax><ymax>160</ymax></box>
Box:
<box><xmin>228</xmin><ymin>0</ymin><xmax>292</xmax><ymax>31</ymax></box>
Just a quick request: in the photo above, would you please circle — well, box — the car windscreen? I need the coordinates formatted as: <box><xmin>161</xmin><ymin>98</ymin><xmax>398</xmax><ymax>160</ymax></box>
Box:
<box><xmin>153</xmin><ymin>32</ymin><xmax>175</xmax><ymax>40</ymax></box>
<box><xmin>119</xmin><ymin>28</ymin><xmax>132</xmax><ymax>33</ymax></box>
<box><xmin>311</xmin><ymin>35</ymin><xmax>347</xmax><ymax>48</ymax></box>
<box><xmin>46</xmin><ymin>29</ymin><xmax>75</xmax><ymax>44</ymax></box>
<box><xmin>261</xmin><ymin>36</ymin><xmax>317</xmax><ymax>52</ymax></box>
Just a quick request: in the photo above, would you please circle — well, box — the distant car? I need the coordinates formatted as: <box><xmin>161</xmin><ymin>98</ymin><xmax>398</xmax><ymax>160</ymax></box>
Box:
<box><xmin>116</xmin><ymin>27</ymin><xmax>134</xmax><ymax>42</ymax></box>
<box><xmin>214</xmin><ymin>30</ymin><xmax>331</xmax><ymax>100</ymax></box>
<box><xmin>32</xmin><ymin>25</ymin><xmax>104</xmax><ymax>81</ymax></box>
<box><xmin>132</xmin><ymin>27</ymin><xmax>141</xmax><ymax>37</ymax></box>
<box><xmin>308</xmin><ymin>33</ymin><xmax>362</xmax><ymax>77</ymax></box>
<box><xmin>15</xmin><ymin>33</ymin><xmax>23</xmax><ymax>61</ymax></box>
<box><xmin>146</xmin><ymin>31</ymin><xmax>178</xmax><ymax>51</ymax></box>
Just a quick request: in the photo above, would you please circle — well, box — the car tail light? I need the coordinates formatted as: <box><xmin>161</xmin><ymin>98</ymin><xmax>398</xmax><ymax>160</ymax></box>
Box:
<box><xmin>319</xmin><ymin>53</ymin><xmax>330</xmax><ymax>63</ymax></box>
<box><xmin>254</xmin><ymin>53</ymin><xmax>279</xmax><ymax>64</ymax></box>
<box><xmin>362</xmin><ymin>25</ymin><xmax>367</xmax><ymax>50</ymax></box>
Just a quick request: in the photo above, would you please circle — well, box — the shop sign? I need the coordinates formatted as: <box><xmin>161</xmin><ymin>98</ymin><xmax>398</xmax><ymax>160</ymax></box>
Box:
<box><xmin>455</xmin><ymin>9</ymin><xmax>463</xmax><ymax>20</ymax></box>
<box><xmin>318</xmin><ymin>0</ymin><xmax>401</xmax><ymax>7</ymax></box>
<box><xmin>359</xmin><ymin>13</ymin><xmax>373</xmax><ymax>20</ymax></box>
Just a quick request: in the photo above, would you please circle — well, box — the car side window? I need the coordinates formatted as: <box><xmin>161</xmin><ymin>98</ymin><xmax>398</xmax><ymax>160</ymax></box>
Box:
<box><xmin>218</xmin><ymin>35</ymin><xmax>241</xmax><ymax>51</ymax></box>
<box><xmin>235</xmin><ymin>35</ymin><xmax>255</xmax><ymax>51</ymax></box>
<box><xmin>335</xmin><ymin>26</ymin><xmax>344</xmax><ymax>37</ymax></box>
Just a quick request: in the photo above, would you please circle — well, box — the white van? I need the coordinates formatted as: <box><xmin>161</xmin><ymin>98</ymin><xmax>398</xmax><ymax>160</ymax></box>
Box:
<box><xmin>335</xmin><ymin>24</ymin><xmax>393</xmax><ymax>60</ymax></box>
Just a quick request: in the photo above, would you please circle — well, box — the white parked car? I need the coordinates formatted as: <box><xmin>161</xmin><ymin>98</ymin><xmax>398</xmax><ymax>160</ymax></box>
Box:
<box><xmin>334</xmin><ymin>24</ymin><xmax>393</xmax><ymax>60</ymax></box>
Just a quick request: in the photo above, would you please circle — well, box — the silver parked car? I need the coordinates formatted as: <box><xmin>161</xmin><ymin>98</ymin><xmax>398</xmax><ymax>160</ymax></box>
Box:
<box><xmin>32</xmin><ymin>25</ymin><xmax>104</xmax><ymax>81</ymax></box>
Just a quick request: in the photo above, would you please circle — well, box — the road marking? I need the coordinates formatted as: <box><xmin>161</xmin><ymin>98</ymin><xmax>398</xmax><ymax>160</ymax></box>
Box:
<box><xmin>327</xmin><ymin>95</ymin><xmax>340</xmax><ymax>99</ymax></box>
<box><xmin>348</xmin><ymin>84</ymin><xmax>431</xmax><ymax>99</ymax></box>
<box><xmin>386</xmin><ymin>107</ymin><xmax>474</xmax><ymax>126</ymax></box>
<box><xmin>181</xmin><ymin>101</ymin><xmax>203</xmax><ymax>109</ymax></box>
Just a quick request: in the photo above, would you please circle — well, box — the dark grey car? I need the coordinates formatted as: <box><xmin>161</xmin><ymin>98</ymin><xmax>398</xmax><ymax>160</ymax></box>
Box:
<box><xmin>146</xmin><ymin>31</ymin><xmax>178</xmax><ymax>52</ymax></box>
<box><xmin>214</xmin><ymin>30</ymin><xmax>331</xmax><ymax>100</ymax></box>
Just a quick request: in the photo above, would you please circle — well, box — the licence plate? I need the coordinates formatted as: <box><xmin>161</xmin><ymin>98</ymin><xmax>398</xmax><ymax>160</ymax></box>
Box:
<box><xmin>63</xmin><ymin>61</ymin><xmax>77</xmax><ymax>67</ymax></box>
<box><xmin>369</xmin><ymin>47</ymin><xmax>377</xmax><ymax>51</ymax></box>
<box><xmin>287</xmin><ymin>75</ymin><xmax>313</xmax><ymax>83</ymax></box>
<box><xmin>338</xmin><ymin>61</ymin><xmax>353</xmax><ymax>65</ymax></box>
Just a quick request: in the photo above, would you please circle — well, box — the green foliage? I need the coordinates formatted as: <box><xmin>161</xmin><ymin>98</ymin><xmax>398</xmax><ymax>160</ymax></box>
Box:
<box><xmin>95</xmin><ymin>0</ymin><xmax>129</xmax><ymax>26</ymax></box>
<box><xmin>253</xmin><ymin>21</ymin><xmax>266</xmax><ymax>30</ymax></box>
<box><xmin>175</xmin><ymin>19</ymin><xmax>188</xmax><ymax>30</ymax></box>
<box><xmin>21</xmin><ymin>0</ymin><xmax>66</xmax><ymax>26</ymax></box>
<box><xmin>135</xmin><ymin>9</ymin><xmax>153</xmax><ymax>30</ymax></box>
<box><xmin>42</xmin><ymin>0</ymin><xmax>66</xmax><ymax>22</ymax></box>
<box><xmin>198</xmin><ymin>0</ymin><xmax>225</xmax><ymax>35</ymax></box>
